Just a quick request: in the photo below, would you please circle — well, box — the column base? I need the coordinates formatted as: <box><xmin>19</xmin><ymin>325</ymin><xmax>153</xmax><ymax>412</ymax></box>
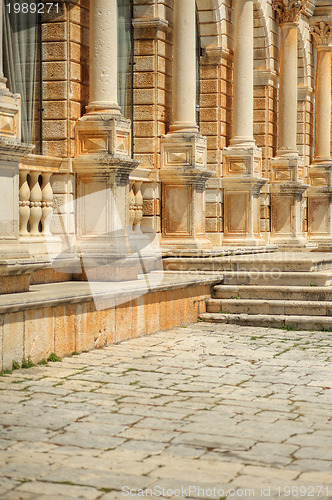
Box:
<box><xmin>222</xmin><ymin>146</ymin><xmax>267</xmax><ymax>247</ymax></box>
<box><xmin>270</xmin><ymin>154</ymin><xmax>308</xmax><ymax>248</ymax></box>
<box><xmin>72</xmin><ymin>111</ymin><xmax>143</xmax><ymax>282</ymax></box>
<box><xmin>269</xmin><ymin>235</ymin><xmax>312</xmax><ymax>249</ymax></box>
<box><xmin>160</xmin><ymin>130</ymin><xmax>212</xmax><ymax>252</ymax></box>
<box><xmin>307</xmin><ymin>161</ymin><xmax>332</xmax><ymax>247</ymax></box>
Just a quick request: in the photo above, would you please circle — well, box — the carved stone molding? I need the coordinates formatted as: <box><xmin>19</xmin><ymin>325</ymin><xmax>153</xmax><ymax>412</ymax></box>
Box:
<box><xmin>273</xmin><ymin>0</ymin><xmax>307</xmax><ymax>24</ymax></box>
<box><xmin>310</xmin><ymin>21</ymin><xmax>332</xmax><ymax>47</ymax></box>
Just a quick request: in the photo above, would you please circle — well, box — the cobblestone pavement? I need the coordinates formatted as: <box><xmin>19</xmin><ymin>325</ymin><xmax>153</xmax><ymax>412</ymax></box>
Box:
<box><xmin>0</xmin><ymin>323</ymin><xmax>332</xmax><ymax>500</ymax></box>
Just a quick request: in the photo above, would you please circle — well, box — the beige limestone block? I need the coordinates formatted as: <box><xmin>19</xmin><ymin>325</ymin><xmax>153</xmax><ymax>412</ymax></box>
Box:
<box><xmin>136</xmin><ymin>295</ymin><xmax>146</xmax><ymax>337</ymax></box>
<box><xmin>144</xmin><ymin>292</ymin><xmax>160</xmax><ymax>335</ymax></box>
<box><xmin>24</xmin><ymin>308</ymin><xmax>54</xmax><ymax>363</ymax></box>
<box><xmin>0</xmin><ymin>276</ymin><xmax>30</xmax><ymax>294</ymax></box>
<box><xmin>2</xmin><ymin>312</ymin><xmax>24</xmax><ymax>370</ymax></box>
<box><xmin>42</xmin><ymin>41</ymin><xmax>68</xmax><ymax>61</ymax></box>
<box><xmin>128</xmin><ymin>299</ymin><xmax>138</xmax><ymax>339</ymax></box>
<box><xmin>75</xmin><ymin>302</ymin><xmax>95</xmax><ymax>353</ymax></box>
<box><xmin>159</xmin><ymin>290</ymin><xmax>171</xmax><ymax>331</ymax></box>
<box><xmin>94</xmin><ymin>301</ymin><xmax>115</xmax><ymax>347</ymax></box>
<box><xmin>54</xmin><ymin>304</ymin><xmax>76</xmax><ymax>357</ymax></box>
<box><xmin>115</xmin><ymin>302</ymin><xmax>132</xmax><ymax>343</ymax></box>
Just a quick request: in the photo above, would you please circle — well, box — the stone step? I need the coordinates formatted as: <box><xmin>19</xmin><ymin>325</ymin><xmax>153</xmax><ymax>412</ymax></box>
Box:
<box><xmin>206</xmin><ymin>298</ymin><xmax>332</xmax><ymax>316</ymax></box>
<box><xmin>213</xmin><ymin>285</ymin><xmax>332</xmax><ymax>301</ymax></box>
<box><xmin>163</xmin><ymin>252</ymin><xmax>332</xmax><ymax>273</ymax></box>
<box><xmin>221</xmin><ymin>271</ymin><xmax>332</xmax><ymax>286</ymax></box>
<box><xmin>200</xmin><ymin>312</ymin><xmax>332</xmax><ymax>331</ymax></box>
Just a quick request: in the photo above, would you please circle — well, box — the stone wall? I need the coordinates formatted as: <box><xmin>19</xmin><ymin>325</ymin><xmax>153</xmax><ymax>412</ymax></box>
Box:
<box><xmin>0</xmin><ymin>283</ymin><xmax>210</xmax><ymax>372</ymax></box>
<box><xmin>41</xmin><ymin>0</ymin><xmax>89</xmax><ymax>159</ymax></box>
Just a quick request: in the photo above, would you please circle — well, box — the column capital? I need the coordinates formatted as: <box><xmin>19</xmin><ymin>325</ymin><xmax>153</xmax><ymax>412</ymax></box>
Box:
<box><xmin>273</xmin><ymin>0</ymin><xmax>307</xmax><ymax>24</ymax></box>
<box><xmin>310</xmin><ymin>20</ymin><xmax>332</xmax><ymax>48</ymax></box>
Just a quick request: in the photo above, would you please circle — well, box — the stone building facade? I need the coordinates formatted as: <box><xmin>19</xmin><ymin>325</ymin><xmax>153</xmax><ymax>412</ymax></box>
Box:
<box><xmin>0</xmin><ymin>0</ymin><xmax>332</xmax><ymax>368</ymax></box>
<box><xmin>2</xmin><ymin>0</ymin><xmax>332</xmax><ymax>260</ymax></box>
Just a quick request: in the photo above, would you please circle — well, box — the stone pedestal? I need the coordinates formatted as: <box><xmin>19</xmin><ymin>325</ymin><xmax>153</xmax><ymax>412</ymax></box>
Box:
<box><xmin>73</xmin><ymin>112</ymin><xmax>139</xmax><ymax>281</ymax></box>
<box><xmin>222</xmin><ymin>147</ymin><xmax>267</xmax><ymax>246</ymax></box>
<box><xmin>270</xmin><ymin>155</ymin><xmax>308</xmax><ymax>247</ymax></box>
<box><xmin>307</xmin><ymin>164</ymin><xmax>332</xmax><ymax>248</ymax></box>
<box><xmin>160</xmin><ymin>131</ymin><xmax>211</xmax><ymax>251</ymax></box>
<box><xmin>69</xmin><ymin>0</ymin><xmax>143</xmax><ymax>282</ymax></box>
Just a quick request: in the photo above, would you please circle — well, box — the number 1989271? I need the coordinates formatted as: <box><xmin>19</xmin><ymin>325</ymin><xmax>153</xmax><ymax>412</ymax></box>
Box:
<box><xmin>6</xmin><ymin>3</ymin><xmax>60</xmax><ymax>14</ymax></box>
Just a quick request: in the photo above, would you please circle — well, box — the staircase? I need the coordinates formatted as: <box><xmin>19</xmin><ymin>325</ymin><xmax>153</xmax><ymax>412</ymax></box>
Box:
<box><xmin>164</xmin><ymin>252</ymin><xmax>332</xmax><ymax>331</ymax></box>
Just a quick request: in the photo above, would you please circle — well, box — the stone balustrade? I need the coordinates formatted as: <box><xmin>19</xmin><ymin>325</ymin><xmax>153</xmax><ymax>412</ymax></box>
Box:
<box><xmin>129</xmin><ymin>180</ymin><xmax>144</xmax><ymax>233</ymax></box>
<box><xmin>19</xmin><ymin>167</ymin><xmax>54</xmax><ymax>237</ymax></box>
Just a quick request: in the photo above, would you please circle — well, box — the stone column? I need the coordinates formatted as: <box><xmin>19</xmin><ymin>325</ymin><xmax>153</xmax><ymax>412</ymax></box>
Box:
<box><xmin>231</xmin><ymin>0</ymin><xmax>255</xmax><ymax>147</ymax></box>
<box><xmin>278</xmin><ymin>22</ymin><xmax>298</xmax><ymax>154</ymax></box>
<box><xmin>74</xmin><ymin>0</ymin><xmax>139</xmax><ymax>281</ymax></box>
<box><xmin>307</xmin><ymin>20</ymin><xmax>332</xmax><ymax>248</ymax></box>
<box><xmin>88</xmin><ymin>0</ymin><xmax>120</xmax><ymax>114</ymax></box>
<box><xmin>160</xmin><ymin>0</ymin><xmax>211</xmax><ymax>253</ymax></box>
<box><xmin>171</xmin><ymin>0</ymin><xmax>197</xmax><ymax>133</ymax></box>
<box><xmin>222</xmin><ymin>0</ymin><xmax>266</xmax><ymax>247</ymax></box>
<box><xmin>311</xmin><ymin>21</ymin><xmax>332</xmax><ymax>162</ymax></box>
<box><xmin>269</xmin><ymin>0</ymin><xmax>309</xmax><ymax>248</ymax></box>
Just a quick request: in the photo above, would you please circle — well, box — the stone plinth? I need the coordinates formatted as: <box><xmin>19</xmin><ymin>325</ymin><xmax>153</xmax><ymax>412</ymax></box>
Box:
<box><xmin>160</xmin><ymin>131</ymin><xmax>212</xmax><ymax>251</ymax></box>
<box><xmin>73</xmin><ymin>112</ymin><xmax>139</xmax><ymax>282</ymax></box>
<box><xmin>307</xmin><ymin>162</ymin><xmax>332</xmax><ymax>248</ymax></box>
<box><xmin>222</xmin><ymin>146</ymin><xmax>267</xmax><ymax>246</ymax></box>
<box><xmin>270</xmin><ymin>155</ymin><xmax>308</xmax><ymax>247</ymax></box>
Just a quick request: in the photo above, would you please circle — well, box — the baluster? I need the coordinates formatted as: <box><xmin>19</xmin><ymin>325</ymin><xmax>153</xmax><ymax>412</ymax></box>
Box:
<box><xmin>133</xmin><ymin>181</ymin><xmax>143</xmax><ymax>234</ymax></box>
<box><xmin>19</xmin><ymin>170</ymin><xmax>30</xmax><ymax>236</ymax></box>
<box><xmin>129</xmin><ymin>181</ymin><xmax>136</xmax><ymax>232</ymax></box>
<box><xmin>41</xmin><ymin>172</ymin><xmax>53</xmax><ymax>236</ymax></box>
<box><xmin>29</xmin><ymin>171</ymin><xmax>42</xmax><ymax>236</ymax></box>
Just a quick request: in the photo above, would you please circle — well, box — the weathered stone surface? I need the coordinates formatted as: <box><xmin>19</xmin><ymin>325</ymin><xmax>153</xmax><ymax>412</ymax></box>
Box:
<box><xmin>0</xmin><ymin>323</ymin><xmax>332</xmax><ymax>498</ymax></box>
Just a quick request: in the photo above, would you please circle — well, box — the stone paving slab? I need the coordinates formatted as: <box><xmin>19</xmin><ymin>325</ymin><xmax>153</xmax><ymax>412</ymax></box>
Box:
<box><xmin>0</xmin><ymin>323</ymin><xmax>332</xmax><ymax>499</ymax></box>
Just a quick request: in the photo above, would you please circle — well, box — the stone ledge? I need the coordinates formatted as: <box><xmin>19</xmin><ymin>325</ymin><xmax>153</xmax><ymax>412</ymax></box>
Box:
<box><xmin>0</xmin><ymin>272</ymin><xmax>222</xmax><ymax>315</ymax></box>
<box><xmin>0</xmin><ymin>274</ymin><xmax>218</xmax><ymax>371</ymax></box>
